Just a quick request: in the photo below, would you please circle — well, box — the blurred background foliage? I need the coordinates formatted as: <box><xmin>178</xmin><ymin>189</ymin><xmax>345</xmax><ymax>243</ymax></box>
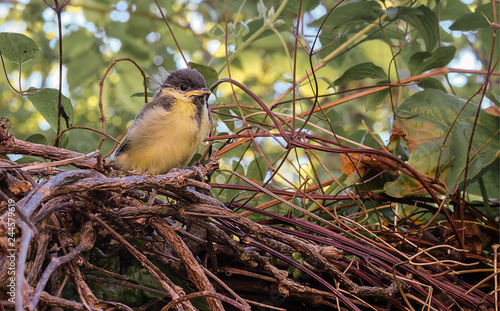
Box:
<box><xmin>0</xmin><ymin>0</ymin><xmax>498</xmax><ymax>218</ymax></box>
<box><xmin>1</xmin><ymin>1</ymin><xmax>498</xmax><ymax>308</ymax></box>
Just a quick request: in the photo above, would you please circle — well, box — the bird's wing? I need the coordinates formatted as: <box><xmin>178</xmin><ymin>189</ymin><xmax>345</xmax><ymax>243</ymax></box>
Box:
<box><xmin>114</xmin><ymin>135</ymin><xmax>131</xmax><ymax>156</ymax></box>
<box><xmin>114</xmin><ymin>92</ymin><xmax>178</xmax><ymax>160</ymax></box>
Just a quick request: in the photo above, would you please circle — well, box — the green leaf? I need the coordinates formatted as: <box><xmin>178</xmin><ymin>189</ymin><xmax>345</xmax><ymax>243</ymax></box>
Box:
<box><xmin>465</xmin><ymin>161</ymin><xmax>499</xmax><ymax>198</ymax></box>
<box><xmin>346</xmin><ymin>129</ymin><xmax>383</xmax><ymax>149</ymax></box>
<box><xmin>188</xmin><ymin>152</ymin><xmax>203</xmax><ymax>166</ymax></box>
<box><xmin>188</xmin><ymin>62</ymin><xmax>219</xmax><ymax>88</ymax></box>
<box><xmin>419</xmin><ymin>78</ymin><xmax>447</xmax><ymax>92</ymax></box>
<box><xmin>25</xmin><ymin>133</ymin><xmax>48</xmax><ymax>145</ymax></box>
<box><xmin>480</xmin><ymin>26</ymin><xmax>500</xmax><ymax>65</ymax></box>
<box><xmin>27</xmin><ymin>88</ymin><xmax>74</xmax><ymax>131</ymax></box>
<box><xmin>438</xmin><ymin>0</ymin><xmax>472</xmax><ymax>21</ymax></box>
<box><xmin>0</xmin><ymin>32</ymin><xmax>40</xmax><ymax>64</ymax></box>
<box><xmin>334</xmin><ymin>62</ymin><xmax>387</xmax><ymax>86</ymax></box>
<box><xmin>486</xmin><ymin>92</ymin><xmax>500</xmax><ymax>106</ymax></box>
<box><xmin>241</xmin><ymin>18</ymin><xmax>288</xmax><ymax>43</ymax></box>
<box><xmin>474</xmin><ymin>2</ymin><xmax>499</xmax><ymax>23</ymax></box>
<box><xmin>366</xmin><ymin>80</ymin><xmax>390</xmax><ymax>110</ymax></box>
<box><xmin>450</xmin><ymin>2</ymin><xmax>499</xmax><ymax>31</ymax></box>
<box><xmin>310</xmin><ymin>1</ymin><xmax>381</xmax><ymax>28</ymax></box>
<box><xmin>292</xmin><ymin>267</ymin><xmax>302</xmax><ymax>278</ymax></box>
<box><xmin>291</xmin><ymin>252</ymin><xmax>302</xmax><ymax>261</ymax></box>
<box><xmin>286</xmin><ymin>0</ymin><xmax>320</xmax><ymax>13</ymax></box>
<box><xmin>384</xmin><ymin>89</ymin><xmax>499</xmax><ymax>197</ymax></box>
<box><xmin>408</xmin><ymin>46</ymin><xmax>456</xmax><ymax>75</ymax></box>
<box><xmin>449</xmin><ymin>111</ymin><xmax>499</xmax><ymax>193</ymax></box>
<box><xmin>247</xmin><ymin>156</ymin><xmax>267</xmax><ymax>182</ymax></box>
<box><xmin>394</xmin><ymin>5</ymin><xmax>439</xmax><ymax>51</ymax></box>
<box><xmin>398</xmin><ymin>89</ymin><xmax>462</xmax><ymax>140</ymax></box>
<box><xmin>15</xmin><ymin>156</ymin><xmax>45</xmax><ymax>164</ymax></box>
<box><xmin>385</xmin><ymin>142</ymin><xmax>452</xmax><ymax>197</ymax></box>
<box><xmin>126</xmin><ymin>263</ymin><xmax>163</xmax><ymax>300</ymax></box>
<box><xmin>384</xmin><ymin>7</ymin><xmax>406</xmax><ymax>20</ymax></box>
<box><xmin>449</xmin><ymin>12</ymin><xmax>488</xmax><ymax>31</ymax></box>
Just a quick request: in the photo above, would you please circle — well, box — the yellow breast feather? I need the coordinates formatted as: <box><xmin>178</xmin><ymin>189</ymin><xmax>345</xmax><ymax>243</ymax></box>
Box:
<box><xmin>115</xmin><ymin>99</ymin><xmax>209</xmax><ymax>174</ymax></box>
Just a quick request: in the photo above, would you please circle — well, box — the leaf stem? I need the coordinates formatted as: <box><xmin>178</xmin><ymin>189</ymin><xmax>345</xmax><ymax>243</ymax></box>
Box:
<box><xmin>269</xmin><ymin>0</ymin><xmax>412</xmax><ymax>108</ymax></box>
<box><xmin>217</xmin><ymin>0</ymin><xmax>288</xmax><ymax>75</ymax></box>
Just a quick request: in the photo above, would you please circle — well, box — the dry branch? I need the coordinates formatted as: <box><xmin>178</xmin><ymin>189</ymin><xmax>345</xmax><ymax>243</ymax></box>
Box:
<box><xmin>0</xmin><ymin>119</ymin><xmax>99</xmax><ymax>170</ymax></box>
<box><xmin>0</xmin><ymin>120</ymin><xmax>496</xmax><ymax>311</ymax></box>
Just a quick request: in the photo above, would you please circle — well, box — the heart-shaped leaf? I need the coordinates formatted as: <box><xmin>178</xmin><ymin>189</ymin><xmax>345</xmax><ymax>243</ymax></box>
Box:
<box><xmin>0</xmin><ymin>32</ymin><xmax>40</xmax><ymax>64</ymax></box>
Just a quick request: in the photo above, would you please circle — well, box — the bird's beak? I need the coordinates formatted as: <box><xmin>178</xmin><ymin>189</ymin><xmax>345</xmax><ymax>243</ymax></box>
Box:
<box><xmin>186</xmin><ymin>88</ymin><xmax>211</xmax><ymax>97</ymax></box>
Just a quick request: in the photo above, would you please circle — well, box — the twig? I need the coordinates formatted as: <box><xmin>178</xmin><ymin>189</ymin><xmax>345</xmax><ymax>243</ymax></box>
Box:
<box><xmin>0</xmin><ymin>120</ymin><xmax>99</xmax><ymax>170</ymax></box>
<box><xmin>162</xmin><ymin>290</ymin><xmax>250</xmax><ymax>311</ymax></box>
<box><xmin>29</xmin><ymin>221</ymin><xmax>95</xmax><ymax>309</ymax></box>
<box><xmin>85</xmin><ymin>213</ymin><xmax>195</xmax><ymax>311</ymax></box>
<box><xmin>151</xmin><ymin>218</ymin><xmax>224</xmax><ymax>311</ymax></box>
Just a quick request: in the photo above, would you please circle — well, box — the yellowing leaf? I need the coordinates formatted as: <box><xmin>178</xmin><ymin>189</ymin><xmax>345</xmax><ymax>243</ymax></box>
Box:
<box><xmin>385</xmin><ymin>89</ymin><xmax>499</xmax><ymax>197</ymax></box>
<box><xmin>484</xmin><ymin>105</ymin><xmax>500</xmax><ymax>117</ymax></box>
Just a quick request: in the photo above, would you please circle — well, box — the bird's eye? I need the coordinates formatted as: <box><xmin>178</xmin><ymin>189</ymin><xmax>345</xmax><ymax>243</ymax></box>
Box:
<box><xmin>180</xmin><ymin>84</ymin><xmax>188</xmax><ymax>91</ymax></box>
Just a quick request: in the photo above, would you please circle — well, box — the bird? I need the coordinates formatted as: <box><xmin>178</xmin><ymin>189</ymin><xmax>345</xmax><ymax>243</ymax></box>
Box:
<box><xmin>113</xmin><ymin>68</ymin><xmax>211</xmax><ymax>175</ymax></box>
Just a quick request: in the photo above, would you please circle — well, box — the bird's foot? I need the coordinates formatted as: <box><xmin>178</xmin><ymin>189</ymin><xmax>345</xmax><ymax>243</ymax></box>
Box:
<box><xmin>189</xmin><ymin>164</ymin><xmax>205</xmax><ymax>181</ymax></box>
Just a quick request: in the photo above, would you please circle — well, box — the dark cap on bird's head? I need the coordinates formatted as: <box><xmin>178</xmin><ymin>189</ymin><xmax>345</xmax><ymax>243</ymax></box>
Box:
<box><xmin>162</xmin><ymin>68</ymin><xmax>209</xmax><ymax>95</ymax></box>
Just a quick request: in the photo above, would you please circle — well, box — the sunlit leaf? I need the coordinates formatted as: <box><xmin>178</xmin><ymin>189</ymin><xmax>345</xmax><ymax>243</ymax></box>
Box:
<box><xmin>310</xmin><ymin>1</ymin><xmax>381</xmax><ymax>29</ymax></box>
<box><xmin>0</xmin><ymin>32</ymin><xmax>40</xmax><ymax>64</ymax></box>
<box><xmin>384</xmin><ymin>151</ymin><xmax>434</xmax><ymax>197</ymax></box>
<box><xmin>27</xmin><ymin>88</ymin><xmax>73</xmax><ymax>131</ymax></box>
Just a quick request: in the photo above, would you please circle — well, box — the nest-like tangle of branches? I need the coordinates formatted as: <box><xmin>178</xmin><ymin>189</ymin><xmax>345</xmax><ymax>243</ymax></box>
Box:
<box><xmin>0</xmin><ymin>119</ymin><xmax>496</xmax><ymax>311</ymax></box>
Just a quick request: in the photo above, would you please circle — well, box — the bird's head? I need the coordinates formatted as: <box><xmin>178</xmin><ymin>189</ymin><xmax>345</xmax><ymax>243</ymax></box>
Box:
<box><xmin>156</xmin><ymin>68</ymin><xmax>211</xmax><ymax>100</ymax></box>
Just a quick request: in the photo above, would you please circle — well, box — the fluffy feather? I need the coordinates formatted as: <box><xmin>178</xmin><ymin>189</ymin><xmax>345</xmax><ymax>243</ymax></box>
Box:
<box><xmin>113</xmin><ymin>68</ymin><xmax>210</xmax><ymax>174</ymax></box>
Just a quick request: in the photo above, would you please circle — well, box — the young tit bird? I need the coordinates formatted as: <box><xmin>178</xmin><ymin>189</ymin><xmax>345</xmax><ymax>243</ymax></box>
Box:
<box><xmin>113</xmin><ymin>68</ymin><xmax>211</xmax><ymax>175</ymax></box>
